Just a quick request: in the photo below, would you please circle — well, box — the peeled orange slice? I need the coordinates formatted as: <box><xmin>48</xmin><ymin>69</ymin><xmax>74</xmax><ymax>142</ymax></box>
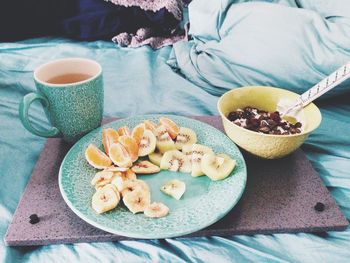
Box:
<box><xmin>159</xmin><ymin>117</ymin><xmax>179</xmax><ymax>139</ymax></box>
<box><xmin>123</xmin><ymin>169</ymin><xmax>137</xmax><ymax>178</ymax></box>
<box><xmin>131</xmin><ymin>123</ymin><xmax>145</xmax><ymax>145</ymax></box>
<box><xmin>109</xmin><ymin>143</ymin><xmax>133</xmax><ymax>168</ymax></box>
<box><xmin>102</xmin><ymin>128</ymin><xmax>119</xmax><ymax>155</ymax></box>
<box><xmin>144</xmin><ymin>120</ymin><xmax>158</xmax><ymax>134</ymax></box>
<box><xmin>118</xmin><ymin>136</ymin><xmax>139</xmax><ymax>162</ymax></box>
<box><xmin>85</xmin><ymin>144</ymin><xmax>112</xmax><ymax>169</ymax></box>
<box><xmin>117</xmin><ymin>126</ymin><xmax>131</xmax><ymax>136</ymax></box>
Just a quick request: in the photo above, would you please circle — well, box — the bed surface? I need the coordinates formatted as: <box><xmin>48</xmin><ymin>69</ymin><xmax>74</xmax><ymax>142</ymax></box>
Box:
<box><xmin>0</xmin><ymin>36</ymin><xmax>350</xmax><ymax>262</ymax></box>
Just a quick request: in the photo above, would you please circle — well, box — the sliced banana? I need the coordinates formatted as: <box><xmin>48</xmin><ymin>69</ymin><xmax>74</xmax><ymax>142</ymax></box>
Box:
<box><xmin>103</xmin><ymin>166</ymin><xmax>129</xmax><ymax>172</ymax></box>
<box><xmin>120</xmin><ymin>179</ymin><xmax>150</xmax><ymax>197</ymax></box>
<box><xmin>91</xmin><ymin>120</ymin><xmax>238</xmax><ymax>217</ymax></box>
<box><xmin>190</xmin><ymin>144</ymin><xmax>214</xmax><ymax>177</ymax></box>
<box><xmin>144</xmin><ymin>202</ymin><xmax>169</xmax><ymax>218</ymax></box>
<box><xmin>138</xmin><ymin>129</ymin><xmax>157</xmax><ymax>157</ymax></box>
<box><xmin>148</xmin><ymin>151</ymin><xmax>163</xmax><ymax>166</ymax></box>
<box><xmin>160</xmin><ymin>179</ymin><xmax>186</xmax><ymax>200</ymax></box>
<box><xmin>92</xmin><ymin>184</ymin><xmax>120</xmax><ymax>214</ymax></box>
<box><xmin>160</xmin><ymin>150</ymin><xmax>192</xmax><ymax>173</ymax></box>
<box><xmin>111</xmin><ymin>170</ymin><xmax>137</xmax><ymax>192</ymax></box>
<box><xmin>201</xmin><ymin>153</ymin><xmax>236</xmax><ymax>181</ymax></box>
<box><xmin>131</xmin><ymin>160</ymin><xmax>160</xmax><ymax>174</ymax></box>
<box><xmin>123</xmin><ymin>189</ymin><xmax>151</xmax><ymax>214</ymax></box>
<box><xmin>181</xmin><ymin>144</ymin><xmax>193</xmax><ymax>162</ymax></box>
<box><xmin>175</xmin><ymin>127</ymin><xmax>197</xmax><ymax>150</ymax></box>
<box><xmin>155</xmin><ymin>125</ymin><xmax>176</xmax><ymax>153</ymax></box>
<box><xmin>91</xmin><ymin>171</ymin><xmax>115</xmax><ymax>188</ymax></box>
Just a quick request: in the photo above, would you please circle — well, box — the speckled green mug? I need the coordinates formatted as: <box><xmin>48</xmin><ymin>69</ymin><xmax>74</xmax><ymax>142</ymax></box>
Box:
<box><xmin>19</xmin><ymin>58</ymin><xmax>103</xmax><ymax>142</ymax></box>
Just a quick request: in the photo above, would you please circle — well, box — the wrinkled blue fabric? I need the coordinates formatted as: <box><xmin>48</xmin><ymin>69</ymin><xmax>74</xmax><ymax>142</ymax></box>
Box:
<box><xmin>168</xmin><ymin>0</ymin><xmax>350</xmax><ymax>97</ymax></box>
<box><xmin>1</xmin><ymin>37</ymin><xmax>350</xmax><ymax>263</ymax></box>
<box><xmin>1</xmin><ymin>1</ymin><xmax>350</xmax><ymax>260</ymax></box>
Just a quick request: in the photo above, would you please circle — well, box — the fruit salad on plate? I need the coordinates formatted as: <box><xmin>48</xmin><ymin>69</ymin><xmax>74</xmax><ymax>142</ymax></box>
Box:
<box><xmin>85</xmin><ymin>117</ymin><xmax>237</xmax><ymax>218</ymax></box>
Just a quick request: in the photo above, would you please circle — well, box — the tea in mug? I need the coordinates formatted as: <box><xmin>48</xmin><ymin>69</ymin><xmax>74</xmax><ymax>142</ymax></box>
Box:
<box><xmin>47</xmin><ymin>73</ymin><xmax>92</xmax><ymax>84</ymax></box>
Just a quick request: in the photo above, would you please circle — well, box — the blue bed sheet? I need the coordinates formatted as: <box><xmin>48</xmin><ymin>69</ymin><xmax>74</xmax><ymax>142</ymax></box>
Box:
<box><xmin>1</xmin><ymin>11</ymin><xmax>350</xmax><ymax>263</ymax></box>
<box><xmin>169</xmin><ymin>0</ymin><xmax>350</xmax><ymax>97</ymax></box>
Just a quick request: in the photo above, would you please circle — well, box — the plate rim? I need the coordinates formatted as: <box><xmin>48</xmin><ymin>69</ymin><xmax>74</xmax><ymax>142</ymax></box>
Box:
<box><xmin>58</xmin><ymin>114</ymin><xmax>247</xmax><ymax>239</ymax></box>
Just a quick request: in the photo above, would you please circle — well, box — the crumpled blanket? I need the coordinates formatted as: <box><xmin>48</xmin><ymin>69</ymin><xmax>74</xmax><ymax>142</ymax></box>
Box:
<box><xmin>168</xmin><ymin>0</ymin><xmax>350</xmax><ymax>97</ymax></box>
<box><xmin>109</xmin><ymin>0</ymin><xmax>188</xmax><ymax>49</ymax></box>
<box><xmin>1</xmin><ymin>37</ymin><xmax>350</xmax><ymax>262</ymax></box>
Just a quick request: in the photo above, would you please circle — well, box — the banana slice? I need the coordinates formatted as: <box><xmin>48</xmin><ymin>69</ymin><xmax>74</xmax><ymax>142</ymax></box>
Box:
<box><xmin>120</xmin><ymin>179</ymin><xmax>150</xmax><ymax>197</ymax></box>
<box><xmin>155</xmin><ymin>125</ymin><xmax>176</xmax><ymax>153</ymax></box>
<box><xmin>160</xmin><ymin>179</ymin><xmax>186</xmax><ymax>200</ymax></box>
<box><xmin>91</xmin><ymin>171</ymin><xmax>115</xmax><ymax>189</ymax></box>
<box><xmin>181</xmin><ymin>144</ymin><xmax>193</xmax><ymax>161</ymax></box>
<box><xmin>144</xmin><ymin>202</ymin><xmax>169</xmax><ymax>218</ymax></box>
<box><xmin>123</xmin><ymin>189</ymin><xmax>151</xmax><ymax>214</ymax></box>
<box><xmin>190</xmin><ymin>144</ymin><xmax>214</xmax><ymax>177</ymax></box>
<box><xmin>92</xmin><ymin>184</ymin><xmax>120</xmax><ymax>214</ymax></box>
<box><xmin>201</xmin><ymin>153</ymin><xmax>236</xmax><ymax>181</ymax></box>
<box><xmin>138</xmin><ymin>129</ymin><xmax>157</xmax><ymax>157</ymax></box>
<box><xmin>160</xmin><ymin>150</ymin><xmax>192</xmax><ymax>173</ymax></box>
<box><xmin>103</xmin><ymin>166</ymin><xmax>129</xmax><ymax>172</ymax></box>
<box><xmin>131</xmin><ymin>160</ymin><xmax>160</xmax><ymax>174</ymax></box>
<box><xmin>111</xmin><ymin>170</ymin><xmax>137</xmax><ymax>192</ymax></box>
<box><xmin>148</xmin><ymin>151</ymin><xmax>163</xmax><ymax>166</ymax></box>
<box><xmin>175</xmin><ymin>127</ymin><xmax>197</xmax><ymax>150</ymax></box>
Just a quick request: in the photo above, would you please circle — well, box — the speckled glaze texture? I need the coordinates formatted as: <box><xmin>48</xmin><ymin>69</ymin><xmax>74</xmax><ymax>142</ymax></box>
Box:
<box><xmin>34</xmin><ymin>74</ymin><xmax>103</xmax><ymax>142</ymax></box>
<box><xmin>59</xmin><ymin>115</ymin><xmax>247</xmax><ymax>239</ymax></box>
<box><xmin>218</xmin><ymin>86</ymin><xmax>322</xmax><ymax>159</ymax></box>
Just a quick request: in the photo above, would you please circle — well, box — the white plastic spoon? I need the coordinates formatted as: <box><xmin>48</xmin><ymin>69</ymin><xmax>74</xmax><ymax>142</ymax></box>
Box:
<box><xmin>279</xmin><ymin>61</ymin><xmax>350</xmax><ymax>118</ymax></box>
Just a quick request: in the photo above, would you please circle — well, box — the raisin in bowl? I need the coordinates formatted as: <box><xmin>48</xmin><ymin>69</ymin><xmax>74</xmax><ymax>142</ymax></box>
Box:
<box><xmin>228</xmin><ymin>107</ymin><xmax>302</xmax><ymax>135</ymax></box>
<box><xmin>217</xmin><ymin>86</ymin><xmax>322</xmax><ymax>159</ymax></box>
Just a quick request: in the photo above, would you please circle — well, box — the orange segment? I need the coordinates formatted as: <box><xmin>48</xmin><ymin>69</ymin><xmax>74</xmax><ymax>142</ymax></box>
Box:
<box><xmin>144</xmin><ymin>120</ymin><xmax>158</xmax><ymax>134</ymax></box>
<box><xmin>131</xmin><ymin>123</ymin><xmax>145</xmax><ymax>145</ymax></box>
<box><xmin>121</xmin><ymin>169</ymin><xmax>137</xmax><ymax>179</ymax></box>
<box><xmin>109</xmin><ymin>143</ymin><xmax>132</xmax><ymax>168</ymax></box>
<box><xmin>102</xmin><ymin>128</ymin><xmax>119</xmax><ymax>155</ymax></box>
<box><xmin>85</xmin><ymin>144</ymin><xmax>112</xmax><ymax>169</ymax></box>
<box><xmin>117</xmin><ymin>126</ymin><xmax>131</xmax><ymax>136</ymax></box>
<box><xmin>118</xmin><ymin>136</ymin><xmax>139</xmax><ymax>162</ymax></box>
<box><xmin>159</xmin><ymin>117</ymin><xmax>179</xmax><ymax>139</ymax></box>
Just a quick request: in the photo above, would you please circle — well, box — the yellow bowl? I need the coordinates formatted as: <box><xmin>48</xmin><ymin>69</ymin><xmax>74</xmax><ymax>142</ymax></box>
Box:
<box><xmin>217</xmin><ymin>86</ymin><xmax>322</xmax><ymax>159</ymax></box>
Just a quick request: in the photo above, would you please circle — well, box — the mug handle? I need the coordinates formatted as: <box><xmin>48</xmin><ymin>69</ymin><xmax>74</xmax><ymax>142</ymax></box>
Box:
<box><xmin>19</xmin><ymin>92</ymin><xmax>61</xmax><ymax>138</ymax></box>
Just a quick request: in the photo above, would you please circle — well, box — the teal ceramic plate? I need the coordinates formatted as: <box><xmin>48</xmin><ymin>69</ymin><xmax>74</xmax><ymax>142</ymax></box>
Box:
<box><xmin>59</xmin><ymin>115</ymin><xmax>247</xmax><ymax>239</ymax></box>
